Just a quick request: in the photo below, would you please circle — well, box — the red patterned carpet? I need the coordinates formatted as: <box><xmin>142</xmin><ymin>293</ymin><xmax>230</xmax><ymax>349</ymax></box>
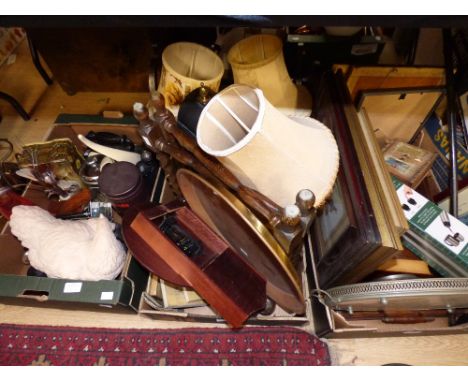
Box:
<box><xmin>0</xmin><ymin>324</ymin><xmax>330</xmax><ymax>366</ymax></box>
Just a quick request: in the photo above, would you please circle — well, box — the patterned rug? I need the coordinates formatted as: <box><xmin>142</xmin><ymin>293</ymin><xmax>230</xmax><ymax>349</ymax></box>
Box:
<box><xmin>0</xmin><ymin>324</ymin><xmax>330</xmax><ymax>366</ymax></box>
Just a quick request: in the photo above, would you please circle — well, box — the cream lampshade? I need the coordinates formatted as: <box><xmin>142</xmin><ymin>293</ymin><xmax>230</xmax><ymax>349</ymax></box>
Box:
<box><xmin>196</xmin><ymin>84</ymin><xmax>339</xmax><ymax>208</ymax></box>
<box><xmin>227</xmin><ymin>34</ymin><xmax>312</xmax><ymax>117</ymax></box>
<box><xmin>157</xmin><ymin>42</ymin><xmax>224</xmax><ymax>116</ymax></box>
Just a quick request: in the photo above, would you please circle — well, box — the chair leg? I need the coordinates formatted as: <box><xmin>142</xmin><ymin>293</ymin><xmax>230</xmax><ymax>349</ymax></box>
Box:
<box><xmin>0</xmin><ymin>91</ymin><xmax>30</xmax><ymax>121</ymax></box>
<box><xmin>27</xmin><ymin>34</ymin><xmax>53</xmax><ymax>86</ymax></box>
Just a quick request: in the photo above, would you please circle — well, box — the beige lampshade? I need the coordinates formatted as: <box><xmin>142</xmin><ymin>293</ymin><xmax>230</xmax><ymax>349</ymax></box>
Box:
<box><xmin>196</xmin><ymin>84</ymin><xmax>339</xmax><ymax>208</ymax></box>
<box><xmin>227</xmin><ymin>34</ymin><xmax>312</xmax><ymax>117</ymax></box>
<box><xmin>158</xmin><ymin>42</ymin><xmax>224</xmax><ymax>115</ymax></box>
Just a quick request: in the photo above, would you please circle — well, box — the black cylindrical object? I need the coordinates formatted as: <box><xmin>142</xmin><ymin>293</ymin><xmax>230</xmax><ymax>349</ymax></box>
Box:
<box><xmin>177</xmin><ymin>85</ymin><xmax>216</xmax><ymax>138</ymax></box>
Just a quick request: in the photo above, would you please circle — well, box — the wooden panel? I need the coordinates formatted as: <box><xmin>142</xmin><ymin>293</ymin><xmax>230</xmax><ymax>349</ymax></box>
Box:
<box><xmin>340</xmin><ymin>66</ymin><xmax>446</xmax><ymax>100</ymax></box>
<box><xmin>329</xmin><ymin>334</ymin><xmax>468</xmax><ymax>365</ymax></box>
<box><xmin>27</xmin><ymin>28</ymin><xmax>153</xmax><ymax>94</ymax></box>
<box><xmin>360</xmin><ymin>91</ymin><xmax>442</xmax><ymax>144</ymax></box>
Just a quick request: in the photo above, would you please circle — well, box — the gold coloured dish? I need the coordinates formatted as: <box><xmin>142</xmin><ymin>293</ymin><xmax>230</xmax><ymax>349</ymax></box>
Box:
<box><xmin>176</xmin><ymin>169</ymin><xmax>305</xmax><ymax>314</ymax></box>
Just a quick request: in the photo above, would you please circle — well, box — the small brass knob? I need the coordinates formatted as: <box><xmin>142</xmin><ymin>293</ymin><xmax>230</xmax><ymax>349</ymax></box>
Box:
<box><xmin>281</xmin><ymin>204</ymin><xmax>301</xmax><ymax>227</ymax></box>
<box><xmin>198</xmin><ymin>82</ymin><xmax>211</xmax><ymax>104</ymax></box>
<box><xmin>296</xmin><ymin>189</ymin><xmax>315</xmax><ymax>211</ymax></box>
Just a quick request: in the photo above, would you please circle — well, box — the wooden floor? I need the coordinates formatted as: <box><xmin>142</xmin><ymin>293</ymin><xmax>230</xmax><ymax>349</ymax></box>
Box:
<box><xmin>2</xmin><ymin>39</ymin><xmax>468</xmax><ymax>366</ymax></box>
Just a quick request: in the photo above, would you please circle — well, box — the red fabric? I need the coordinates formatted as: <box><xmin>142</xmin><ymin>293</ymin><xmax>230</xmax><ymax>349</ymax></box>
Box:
<box><xmin>0</xmin><ymin>324</ymin><xmax>330</xmax><ymax>366</ymax></box>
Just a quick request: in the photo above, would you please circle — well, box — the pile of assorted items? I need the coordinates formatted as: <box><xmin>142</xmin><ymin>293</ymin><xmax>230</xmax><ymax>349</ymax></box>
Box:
<box><xmin>0</xmin><ymin>33</ymin><xmax>339</xmax><ymax>328</ymax></box>
<box><xmin>2</xmin><ymin>29</ymin><xmax>468</xmax><ymax>333</ymax></box>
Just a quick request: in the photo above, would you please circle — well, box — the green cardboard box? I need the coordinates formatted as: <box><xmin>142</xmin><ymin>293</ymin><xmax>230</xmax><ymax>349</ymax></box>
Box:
<box><xmin>393</xmin><ymin>177</ymin><xmax>468</xmax><ymax>277</ymax></box>
<box><xmin>0</xmin><ymin>114</ymin><xmax>149</xmax><ymax>312</ymax></box>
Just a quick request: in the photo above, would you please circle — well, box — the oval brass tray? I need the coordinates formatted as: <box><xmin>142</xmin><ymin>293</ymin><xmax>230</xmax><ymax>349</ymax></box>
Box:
<box><xmin>177</xmin><ymin>169</ymin><xmax>305</xmax><ymax>314</ymax></box>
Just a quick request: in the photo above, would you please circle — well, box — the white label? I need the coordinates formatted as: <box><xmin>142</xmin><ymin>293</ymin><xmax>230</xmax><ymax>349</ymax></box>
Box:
<box><xmin>100</xmin><ymin>291</ymin><xmax>114</xmax><ymax>301</ymax></box>
<box><xmin>63</xmin><ymin>282</ymin><xmax>82</xmax><ymax>293</ymax></box>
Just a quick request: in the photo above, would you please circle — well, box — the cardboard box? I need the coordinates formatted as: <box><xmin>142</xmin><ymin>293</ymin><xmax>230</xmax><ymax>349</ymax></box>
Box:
<box><xmin>133</xmin><ymin>246</ymin><xmax>312</xmax><ymax>327</ymax></box>
<box><xmin>394</xmin><ymin>177</ymin><xmax>468</xmax><ymax>277</ymax></box>
<box><xmin>0</xmin><ymin>114</ymin><xmax>143</xmax><ymax>311</ymax></box>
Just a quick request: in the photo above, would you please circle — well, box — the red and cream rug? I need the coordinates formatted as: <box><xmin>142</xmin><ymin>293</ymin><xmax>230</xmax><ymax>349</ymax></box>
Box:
<box><xmin>0</xmin><ymin>324</ymin><xmax>330</xmax><ymax>366</ymax></box>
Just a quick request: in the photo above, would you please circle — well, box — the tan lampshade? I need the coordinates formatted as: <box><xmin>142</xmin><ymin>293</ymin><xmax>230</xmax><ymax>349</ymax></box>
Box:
<box><xmin>227</xmin><ymin>34</ymin><xmax>312</xmax><ymax>117</ymax></box>
<box><xmin>158</xmin><ymin>42</ymin><xmax>224</xmax><ymax>115</ymax></box>
<box><xmin>196</xmin><ymin>84</ymin><xmax>339</xmax><ymax>208</ymax></box>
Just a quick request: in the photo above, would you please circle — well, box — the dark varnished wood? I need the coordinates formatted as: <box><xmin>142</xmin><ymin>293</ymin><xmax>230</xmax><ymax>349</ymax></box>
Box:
<box><xmin>122</xmin><ymin>204</ymin><xmax>267</xmax><ymax>327</ymax></box>
<box><xmin>27</xmin><ymin>28</ymin><xmax>152</xmax><ymax>94</ymax></box>
<box><xmin>122</xmin><ymin>202</ymin><xmax>190</xmax><ymax>287</ymax></box>
<box><xmin>312</xmin><ymin>71</ymin><xmax>383</xmax><ymax>288</ymax></box>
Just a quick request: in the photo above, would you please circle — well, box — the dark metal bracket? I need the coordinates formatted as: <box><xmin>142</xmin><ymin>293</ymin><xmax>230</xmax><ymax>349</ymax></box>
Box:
<box><xmin>27</xmin><ymin>34</ymin><xmax>53</xmax><ymax>85</ymax></box>
<box><xmin>444</xmin><ymin>28</ymin><xmax>459</xmax><ymax>217</ymax></box>
<box><xmin>0</xmin><ymin>34</ymin><xmax>53</xmax><ymax>121</ymax></box>
<box><xmin>0</xmin><ymin>91</ymin><xmax>30</xmax><ymax>121</ymax></box>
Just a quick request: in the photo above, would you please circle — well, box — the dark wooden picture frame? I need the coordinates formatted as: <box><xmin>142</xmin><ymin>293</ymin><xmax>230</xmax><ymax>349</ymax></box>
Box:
<box><xmin>311</xmin><ymin>70</ymin><xmax>382</xmax><ymax>288</ymax></box>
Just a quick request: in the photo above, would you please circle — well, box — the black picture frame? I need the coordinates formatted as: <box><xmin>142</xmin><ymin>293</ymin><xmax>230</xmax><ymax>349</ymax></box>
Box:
<box><xmin>311</xmin><ymin>70</ymin><xmax>382</xmax><ymax>288</ymax></box>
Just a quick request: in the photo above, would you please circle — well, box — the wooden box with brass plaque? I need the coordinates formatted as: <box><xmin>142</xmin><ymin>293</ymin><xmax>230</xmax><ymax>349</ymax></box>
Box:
<box><xmin>122</xmin><ymin>197</ymin><xmax>267</xmax><ymax>328</ymax></box>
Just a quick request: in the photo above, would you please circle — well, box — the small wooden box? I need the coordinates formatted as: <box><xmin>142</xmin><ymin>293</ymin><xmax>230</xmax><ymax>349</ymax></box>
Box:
<box><xmin>123</xmin><ymin>202</ymin><xmax>267</xmax><ymax>328</ymax></box>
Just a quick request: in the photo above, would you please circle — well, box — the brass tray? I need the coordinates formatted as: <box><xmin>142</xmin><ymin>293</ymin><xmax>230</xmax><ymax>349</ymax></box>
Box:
<box><xmin>177</xmin><ymin>169</ymin><xmax>305</xmax><ymax>314</ymax></box>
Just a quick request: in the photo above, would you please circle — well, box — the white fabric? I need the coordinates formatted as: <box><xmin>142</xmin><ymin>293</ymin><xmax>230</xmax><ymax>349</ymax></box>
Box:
<box><xmin>10</xmin><ymin>205</ymin><xmax>126</xmax><ymax>281</ymax></box>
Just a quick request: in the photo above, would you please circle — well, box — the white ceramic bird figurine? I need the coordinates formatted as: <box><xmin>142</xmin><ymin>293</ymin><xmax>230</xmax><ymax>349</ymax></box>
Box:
<box><xmin>9</xmin><ymin>205</ymin><xmax>126</xmax><ymax>281</ymax></box>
